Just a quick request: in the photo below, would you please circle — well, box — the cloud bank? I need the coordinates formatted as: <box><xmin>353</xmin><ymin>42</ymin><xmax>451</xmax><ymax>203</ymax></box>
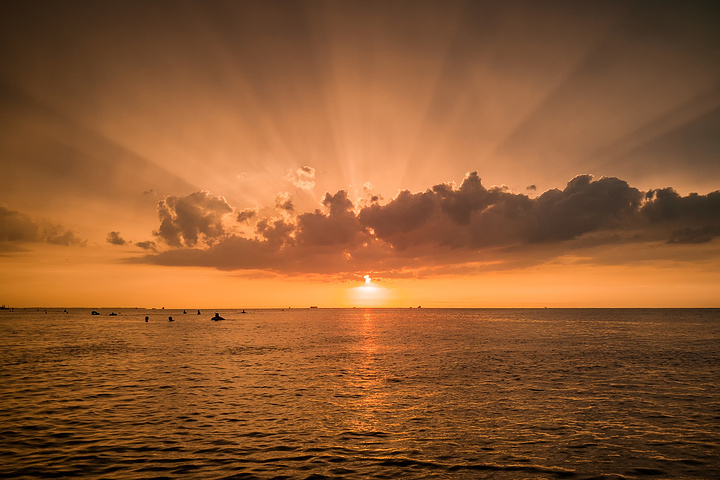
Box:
<box><xmin>0</xmin><ymin>206</ymin><xmax>85</xmax><ymax>250</ymax></box>
<box><xmin>133</xmin><ymin>173</ymin><xmax>720</xmax><ymax>277</ymax></box>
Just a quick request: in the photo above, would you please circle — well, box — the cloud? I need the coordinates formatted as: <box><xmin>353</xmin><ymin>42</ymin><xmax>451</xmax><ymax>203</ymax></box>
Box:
<box><xmin>274</xmin><ymin>192</ymin><xmax>294</xmax><ymax>213</ymax></box>
<box><xmin>529</xmin><ymin>175</ymin><xmax>643</xmax><ymax>242</ymax></box>
<box><xmin>358</xmin><ymin>188</ymin><xmax>439</xmax><ymax>250</ymax></box>
<box><xmin>295</xmin><ymin>191</ymin><xmax>366</xmax><ymax>247</ymax></box>
<box><xmin>362</xmin><ymin>182</ymin><xmax>382</xmax><ymax>204</ymax></box>
<box><xmin>106</xmin><ymin>231</ymin><xmax>127</xmax><ymax>246</ymax></box>
<box><xmin>236</xmin><ymin>208</ymin><xmax>256</xmax><ymax>223</ymax></box>
<box><xmin>285</xmin><ymin>166</ymin><xmax>316</xmax><ymax>190</ymax></box>
<box><xmin>135</xmin><ymin>240</ymin><xmax>157</xmax><ymax>251</ymax></box>
<box><xmin>640</xmin><ymin>188</ymin><xmax>720</xmax><ymax>244</ymax></box>
<box><xmin>668</xmin><ymin>225</ymin><xmax>719</xmax><ymax>244</ymax></box>
<box><xmin>135</xmin><ymin>235</ymin><xmax>284</xmax><ymax>271</ymax></box>
<box><xmin>642</xmin><ymin>188</ymin><xmax>720</xmax><ymax>222</ymax></box>
<box><xmin>0</xmin><ymin>205</ymin><xmax>85</xmax><ymax>248</ymax></box>
<box><xmin>154</xmin><ymin>191</ymin><xmax>233</xmax><ymax>247</ymax></box>
<box><xmin>359</xmin><ymin>173</ymin><xmax>648</xmax><ymax>249</ymax></box>
<box><xmin>257</xmin><ymin>218</ymin><xmax>294</xmax><ymax>247</ymax></box>
<box><xmin>133</xmin><ymin>173</ymin><xmax>720</xmax><ymax>276</ymax></box>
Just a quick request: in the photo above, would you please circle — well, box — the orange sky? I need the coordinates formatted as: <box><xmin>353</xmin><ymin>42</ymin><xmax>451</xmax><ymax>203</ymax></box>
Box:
<box><xmin>1</xmin><ymin>1</ymin><xmax>719</xmax><ymax>308</ymax></box>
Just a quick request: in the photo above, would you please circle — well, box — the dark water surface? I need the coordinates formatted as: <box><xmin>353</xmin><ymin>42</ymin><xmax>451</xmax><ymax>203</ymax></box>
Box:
<box><xmin>1</xmin><ymin>308</ymin><xmax>719</xmax><ymax>479</ymax></box>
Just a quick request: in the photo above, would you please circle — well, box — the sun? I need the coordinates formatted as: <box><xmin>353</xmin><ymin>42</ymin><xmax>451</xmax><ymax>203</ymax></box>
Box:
<box><xmin>349</xmin><ymin>274</ymin><xmax>390</xmax><ymax>307</ymax></box>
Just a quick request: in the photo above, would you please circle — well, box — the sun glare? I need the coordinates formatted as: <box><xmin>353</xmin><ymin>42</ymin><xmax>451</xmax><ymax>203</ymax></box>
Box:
<box><xmin>349</xmin><ymin>275</ymin><xmax>389</xmax><ymax>307</ymax></box>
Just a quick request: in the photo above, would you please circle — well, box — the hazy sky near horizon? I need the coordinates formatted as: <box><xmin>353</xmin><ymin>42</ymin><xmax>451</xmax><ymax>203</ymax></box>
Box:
<box><xmin>1</xmin><ymin>1</ymin><xmax>719</xmax><ymax>307</ymax></box>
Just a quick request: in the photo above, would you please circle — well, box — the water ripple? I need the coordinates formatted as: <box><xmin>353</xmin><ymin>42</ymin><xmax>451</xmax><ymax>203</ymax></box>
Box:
<box><xmin>0</xmin><ymin>308</ymin><xmax>718</xmax><ymax>478</ymax></box>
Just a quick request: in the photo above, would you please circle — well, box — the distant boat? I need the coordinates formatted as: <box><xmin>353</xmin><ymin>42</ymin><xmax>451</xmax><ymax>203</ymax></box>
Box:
<box><xmin>0</xmin><ymin>305</ymin><xmax>9</xmax><ymax>310</ymax></box>
<box><xmin>109</xmin><ymin>312</ymin><xmax>117</xmax><ymax>316</ymax></box>
<box><xmin>212</xmin><ymin>313</ymin><xmax>224</xmax><ymax>321</ymax></box>
<box><xmin>310</xmin><ymin>306</ymin><xmax>318</xmax><ymax>309</ymax></box>
<box><xmin>91</xmin><ymin>311</ymin><xmax>100</xmax><ymax>315</ymax></box>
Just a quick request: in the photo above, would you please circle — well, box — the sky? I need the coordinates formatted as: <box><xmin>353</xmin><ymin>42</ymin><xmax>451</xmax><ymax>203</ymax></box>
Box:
<box><xmin>1</xmin><ymin>0</ymin><xmax>719</xmax><ymax>308</ymax></box>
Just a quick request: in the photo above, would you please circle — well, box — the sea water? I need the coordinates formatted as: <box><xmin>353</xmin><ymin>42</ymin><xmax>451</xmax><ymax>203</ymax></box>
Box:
<box><xmin>1</xmin><ymin>308</ymin><xmax>718</xmax><ymax>479</ymax></box>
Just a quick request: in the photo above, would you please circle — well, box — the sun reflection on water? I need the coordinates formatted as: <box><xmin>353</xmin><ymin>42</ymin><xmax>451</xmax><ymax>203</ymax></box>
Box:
<box><xmin>346</xmin><ymin>310</ymin><xmax>390</xmax><ymax>434</ymax></box>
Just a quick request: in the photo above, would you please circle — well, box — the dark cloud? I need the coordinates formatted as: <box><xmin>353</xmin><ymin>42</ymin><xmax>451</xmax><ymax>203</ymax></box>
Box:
<box><xmin>140</xmin><ymin>236</ymin><xmax>278</xmax><ymax>271</ymax></box>
<box><xmin>0</xmin><ymin>205</ymin><xmax>85</xmax><ymax>247</ymax></box>
<box><xmin>434</xmin><ymin>171</ymin><xmax>496</xmax><ymax>224</ymax></box>
<box><xmin>643</xmin><ymin>188</ymin><xmax>720</xmax><ymax>244</ymax></box>
<box><xmin>530</xmin><ymin>175</ymin><xmax>643</xmax><ymax>242</ymax></box>
<box><xmin>106</xmin><ymin>231</ymin><xmax>127</xmax><ymax>246</ymax></box>
<box><xmin>274</xmin><ymin>193</ymin><xmax>294</xmax><ymax>213</ymax></box>
<box><xmin>668</xmin><ymin>225</ymin><xmax>719</xmax><ymax>244</ymax></box>
<box><xmin>360</xmin><ymin>174</ymin><xmax>647</xmax><ymax>249</ymax></box>
<box><xmin>295</xmin><ymin>191</ymin><xmax>366</xmax><ymax>247</ymax></box>
<box><xmin>358</xmin><ymin>189</ymin><xmax>438</xmax><ymax>250</ymax></box>
<box><xmin>257</xmin><ymin>218</ymin><xmax>294</xmax><ymax>248</ymax></box>
<box><xmin>0</xmin><ymin>207</ymin><xmax>43</xmax><ymax>243</ymax></box>
<box><xmin>236</xmin><ymin>208</ymin><xmax>256</xmax><ymax>223</ymax></box>
<box><xmin>134</xmin><ymin>173</ymin><xmax>720</xmax><ymax>275</ymax></box>
<box><xmin>642</xmin><ymin>188</ymin><xmax>720</xmax><ymax>222</ymax></box>
<box><xmin>154</xmin><ymin>191</ymin><xmax>233</xmax><ymax>247</ymax></box>
<box><xmin>135</xmin><ymin>240</ymin><xmax>157</xmax><ymax>251</ymax></box>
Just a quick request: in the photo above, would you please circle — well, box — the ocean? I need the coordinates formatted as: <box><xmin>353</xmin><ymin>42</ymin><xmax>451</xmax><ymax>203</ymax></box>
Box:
<box><xmin>1</xmin><ymin>308</ymin><xmax>718</xmax><ymax>479</ymax></box>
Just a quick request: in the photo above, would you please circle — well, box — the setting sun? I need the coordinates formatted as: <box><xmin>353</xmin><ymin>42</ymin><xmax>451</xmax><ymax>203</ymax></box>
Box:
<box><xmin>349</xmin><ymin>277</ymin><xmax>391</xmax><ymax>307</ymax></box>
